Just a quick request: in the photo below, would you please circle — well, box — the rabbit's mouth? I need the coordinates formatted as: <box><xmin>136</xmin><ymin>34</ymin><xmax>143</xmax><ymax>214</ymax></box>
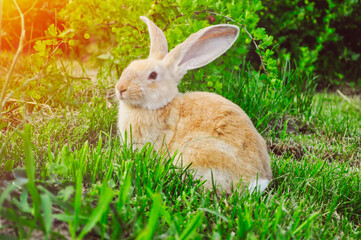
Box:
<box><xmin>115</xmin><ymin>88</ymin><xmax>125</xmax><ymax>100</ymax></box>
<box><xmin>116</xmin><ymin>89</ymin><xmax>147</xmax><ymax>109</ymax></box>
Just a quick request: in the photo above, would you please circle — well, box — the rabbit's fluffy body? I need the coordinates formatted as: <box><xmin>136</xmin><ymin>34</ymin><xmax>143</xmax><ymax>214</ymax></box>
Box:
<box><xmin>117</xmin><ymin>91</ymin><xmax>271</xmax><ymax>194</ymax></box>
<box><xmin>116</xmin><ymin>17</ymin><xmax>272</xmax><ymax>194</ymax></box>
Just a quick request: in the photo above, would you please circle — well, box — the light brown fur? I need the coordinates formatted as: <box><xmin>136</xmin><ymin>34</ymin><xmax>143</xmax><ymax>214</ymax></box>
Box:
<box><xmin>118</xmin><ymin>92</ymin><xmax>272</xmax><ymax>193</ymax></box>
<box><xmin>115</xmin><ymin>17</ymin><xmax>272</xmax><ymax>194</ymax></box>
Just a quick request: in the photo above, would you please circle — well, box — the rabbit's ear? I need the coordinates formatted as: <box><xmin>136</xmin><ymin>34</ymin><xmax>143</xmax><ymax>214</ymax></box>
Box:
<box><xmin>140</xmin><ymin>16</ymin><xmax>168</xmax><ymax>60</ymax></box>
<box><xmin>165</xmin><ymin>25</ymin><xmax>239</xmax><ymax>71</ymax></box>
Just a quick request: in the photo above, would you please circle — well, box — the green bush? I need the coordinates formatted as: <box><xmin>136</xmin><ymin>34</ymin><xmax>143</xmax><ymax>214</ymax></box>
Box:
<box><xmin>1</xmin><ymin>0</ymin><xmax>316</xmax><ymax>135</ymax></box>
<box><xmin>54</xmin><ymin>0</ymin><xmax>316</xmax><ymax>134</ymax></box>
<box><xmin>56</xmin><ymin>0</ymin><xmax>278</xmax><ymax>81</ymax></box>
<box><xmin>260</xmin><ymin>0</ymin><xmax>361</xmax><ymax>87</ymax></box>
<box><xmin>1</xmin><ymin>0</ymin><xmax>282</xmax><ymax>120</ymax></box>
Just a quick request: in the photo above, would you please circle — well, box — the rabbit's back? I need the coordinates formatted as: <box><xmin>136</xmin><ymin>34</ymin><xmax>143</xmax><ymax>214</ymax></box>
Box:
<box><xmin>169</xmin><ymin>92</ymin><xmax>272</xmax><ymax>187</ymax></box>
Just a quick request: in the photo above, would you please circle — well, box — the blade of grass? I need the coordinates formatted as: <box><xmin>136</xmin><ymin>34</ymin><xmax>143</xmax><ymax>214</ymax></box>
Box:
<box><xmin>77</xmin><ymin>184</ymin><xmax>114</xmax><ymax>240</ymax></box>
<box><xmin>70</xmin><ymin>170</ymin><xmax>83</xmax><ymax>239</ymax></box>
<box><xmin>23</xmin><ymin>124</ymin><xmax>41</xmax><ymax>223</ymax></box>
<box><xmin>292</xmin><ymin>211</ymin><xmax>320</xmax><ymax>235</ymax></box>
<box><xmin>0</xmin><ymin>183</ymin><xmax>17</xmax><ymax>211</ymax></box>
<box><xmin>40</xmin><ymin>193</ymin><xmax>53</xmax><ymax>240</ymax></box>
<box><xmin>136</xmin><ymin>190</ymin><xmax>162</xmax><ymax>240</ymax></box>
<box><xmin>179</xmin><ymin>211</ymin><xmax>203</xmax><ymax>240</ymax></box>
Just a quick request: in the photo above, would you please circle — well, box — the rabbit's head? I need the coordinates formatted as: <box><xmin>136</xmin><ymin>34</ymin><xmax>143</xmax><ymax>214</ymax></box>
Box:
<box><xmin>115</xmin><ymin>16</ymin><xmax>239</xmax><ymax>109</ymax></box>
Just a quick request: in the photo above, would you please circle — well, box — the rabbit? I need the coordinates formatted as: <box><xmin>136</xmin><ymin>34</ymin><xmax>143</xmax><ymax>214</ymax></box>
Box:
<box><xmin>115</xmin><ymin>16</ymin><xmax>272</xmax><ymax>194</ymax></box>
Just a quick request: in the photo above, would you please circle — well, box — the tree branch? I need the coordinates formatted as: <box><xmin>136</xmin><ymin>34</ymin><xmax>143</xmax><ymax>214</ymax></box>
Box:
<box><xmin>0</xmin><ymin>0</ymin><xmax>3</xmax><ymax>52</ymax></box>
<box><xmin>195</xmin><ymin>10</ymin><xmax>267</xmax><ymax>75</ymax></box>
<box><xmin>2</xmin><ymin>0</ymin><xmax>38</xmax><ymax>21</ymax></box>
<box><xmin>0</xmin><ymin>0</ymin><xmax>25</xmax><ymax>116</ymax></box>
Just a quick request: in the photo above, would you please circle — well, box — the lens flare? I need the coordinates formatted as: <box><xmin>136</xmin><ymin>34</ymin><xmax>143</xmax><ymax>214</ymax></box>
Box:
<box><xmin>1</xmin><ymin>0</ymin><xmax>67</xmax><ymax>52</ymax></box>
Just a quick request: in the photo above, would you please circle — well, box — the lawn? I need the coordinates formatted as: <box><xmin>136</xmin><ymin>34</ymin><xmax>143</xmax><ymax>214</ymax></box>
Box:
<box><xmin>1</xmin><ymin>71</ymin><xmax>360</xmax><ymax>239</ymax></box>
<box><xmin>1</xmin><ymin>0</ymin><xmax>361</xmax><ymax>238</ymax></box>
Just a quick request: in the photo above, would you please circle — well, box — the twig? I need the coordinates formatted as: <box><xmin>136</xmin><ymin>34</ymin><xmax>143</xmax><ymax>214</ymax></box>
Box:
<box><xmin>2</xmin><ymin>75</ymin><xmax>39</xmax><ymax>107</ymax></box>
<box><xmin>194</xmin><ymin>10</ymin><xmax>267</xmax><ymax>75</ymax></box>
<box><xmin>163</xmin><ymin>14</ymin><xmax>185</xmax><ymax>32</ymax></box>
<box><xmin>336</xmin><ymin>89</ymin><xmax>361</xmax><ymax>111</ymax></box>
<box><xmin>68</xmin><ymin>76</ymin><xmax>92</xmax><ymax>80</ymax></box>
<box><xmin>0</xmin><ymin>0</ymin><xmax>3</xmax><ymax>52</ymax></box>
<box><xmin>0</xmin><ymin>122</ymin><xmax>23</xmax><ymax>159</ymax></box>
<box><xmin>0</xmin><ymin>0</ymin><xmax>25</xmax><ymax>117</ymax></box>
<box><xmin>44</xmin><ymin>41</ymin><xmax>64</xmax><ymax>66</ymax></box>
<box><xmin>2</xmin><ymin>0</ymin><xmax>38</xmax><ymax>21</ymax></box>
<box><xmin>2</xmin><ymin>97</ymin><xmax>54</xmax><ymax>116</ymax></box>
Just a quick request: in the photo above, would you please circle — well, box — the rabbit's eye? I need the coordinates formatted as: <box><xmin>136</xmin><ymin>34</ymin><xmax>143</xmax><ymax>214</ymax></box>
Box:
<box><xmin>148</xmin><ymin>71</ymin><xmax>157</xmax><ymax>80</ymax></box>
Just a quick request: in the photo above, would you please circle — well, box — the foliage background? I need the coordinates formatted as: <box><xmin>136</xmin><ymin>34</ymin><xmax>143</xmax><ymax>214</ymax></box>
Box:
<box><xmin>1</xmin><ymin>0</ymin><xmax>313</xmax><ymax>129</ymax></box>
<box><xmin>2</xmin><ymin>0</ymin><xmax>360</xmax><ymax>88</ymax></box>
<box><xmin>0</xmin><ymin>0</ymin><xmax>360</xmax><ymax>239</ymax></box>
<box><xmin>260</xmin><ymin>0</ymin><xmax>361</xmax><ymax>88</ymax></box>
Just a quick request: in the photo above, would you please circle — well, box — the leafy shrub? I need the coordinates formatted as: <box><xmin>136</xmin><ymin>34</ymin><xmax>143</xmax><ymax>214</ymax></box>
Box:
<box><xmin>55</xmin><ymin>0</ymin><xmax>316</xmax><ymax>134</ymax></box>
<box><xmin>1</xmin><ymin>0</ymin><xmax>317</xmax><ymax>136</ymax></box>
<box><xmin>260</xmin><ymin>0</ymin><xmax>361</xmax><ymax>87</ymax></box>
<box><xmin>2</xmin><ymin>0</ymin><xmax>283</xmax><ymax>119</ymax></box>
<box><xmin>43</xmin><ymin>0</ymin><xmax>278</xmax><ymax>82</ymax></box>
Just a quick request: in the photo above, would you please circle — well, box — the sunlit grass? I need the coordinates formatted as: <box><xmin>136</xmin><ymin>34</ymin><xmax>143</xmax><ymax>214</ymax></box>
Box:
<box><xmin>1</xmin><ymin>104</ymin><xmax>360</xmax><ymax>238</ymax></box>
<box><xmin>0</xmin><ymin>59</ymin><xmax>360</xmax><ymax>238</ymax></box>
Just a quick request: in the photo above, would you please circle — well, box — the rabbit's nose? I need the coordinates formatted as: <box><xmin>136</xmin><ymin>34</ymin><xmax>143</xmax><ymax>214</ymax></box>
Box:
<box><xmin>116</xmin><ymin>83</ymin><xmax>127</xmax><ymax>97</ymax></box>
<box><xmin>118</xmin><ymin>89</ymin><xmax>127</xmax><ymax>99</ymax></box>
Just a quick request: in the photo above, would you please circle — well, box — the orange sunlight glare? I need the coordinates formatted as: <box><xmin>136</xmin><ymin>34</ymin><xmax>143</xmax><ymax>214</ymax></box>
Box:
<box><xmin>1</xmin><ymin>0</ymin><xmax>67</xmax><ymax>52</ymax></box>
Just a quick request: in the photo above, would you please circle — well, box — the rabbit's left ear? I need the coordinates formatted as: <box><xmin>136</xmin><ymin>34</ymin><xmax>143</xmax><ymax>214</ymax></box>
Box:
<box><xmin>165</xmin><ymin>24</ymin><xmax>239</xmax><ymax>71</ymax></box>
<box><xmin>140</xmin><ymin>16</ymin><xmax>168</xmax><ymax>60</ymax></box>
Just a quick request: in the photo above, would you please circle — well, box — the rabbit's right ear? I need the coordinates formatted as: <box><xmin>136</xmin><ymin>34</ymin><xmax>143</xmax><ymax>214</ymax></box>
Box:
<box><xmin>140</xmin><ymin>16</ymin><xmax>168</xmax><ymax>60</ymax></box>
<box><xmin>164</xmin><ymin>24</ymin><xmax>239</xmax><ymax>72</ymax></box>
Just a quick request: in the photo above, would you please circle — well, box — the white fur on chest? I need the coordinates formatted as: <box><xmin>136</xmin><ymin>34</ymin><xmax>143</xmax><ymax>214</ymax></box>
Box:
<box><xmin>117</xmin><ymin>102</ymin><xmax>132</xmax><ymax>140</ymax></box>
<box><xmin>117</xmin><ymin>101</ymin><xmax>171</xmax><ymax>146</ymax></box>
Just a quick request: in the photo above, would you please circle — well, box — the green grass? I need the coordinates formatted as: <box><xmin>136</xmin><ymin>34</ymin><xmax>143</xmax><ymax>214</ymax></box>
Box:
<box><xmin>1</xmin><ymin>58</ymin><xmax>361</xmax><ymax>239</ymax></box>
<box><xmin>181</xmin><ymin>59</ymin><xmax>316</xmax><ymax>136</ymax></box>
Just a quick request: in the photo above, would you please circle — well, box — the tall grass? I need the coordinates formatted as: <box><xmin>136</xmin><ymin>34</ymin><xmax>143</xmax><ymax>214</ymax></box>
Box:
<box><xmin>0</xmin><ymin>123</ymin><xmax>360</xmax><ymax>239</ymax></box>
<box><xmin>1</xmin><ymin>57</ymin><xmax>360</xmax><ymax>238</ymax></box>
<box><xmin>181</xmin><ymin>58</ymin><xmax>316</xmax><ymax>136</ymax></box>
